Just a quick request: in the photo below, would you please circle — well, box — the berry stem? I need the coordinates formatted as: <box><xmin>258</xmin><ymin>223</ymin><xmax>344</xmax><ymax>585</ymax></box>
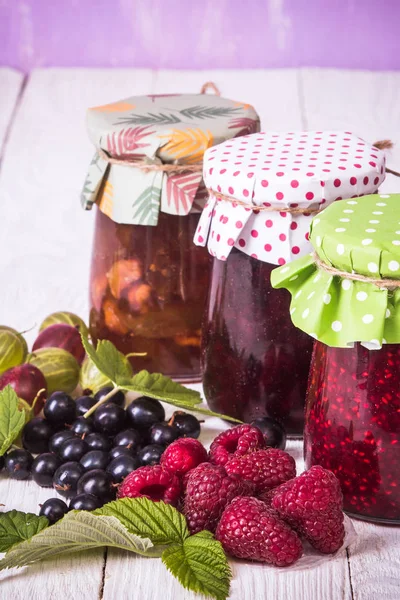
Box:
<box><xmin>83</xmin><ymin>386</ymin><xmax>122</xmax><ymax>418</ymax></box>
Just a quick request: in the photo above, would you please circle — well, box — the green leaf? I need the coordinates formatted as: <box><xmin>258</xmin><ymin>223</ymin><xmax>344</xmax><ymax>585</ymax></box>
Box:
<box><xmin>0</xmin><ymin>386</ymin><xmax>26</xmax><ymax>456</ymax></box>
<box><xmin>0</xmin><ymin>510</ymin><xmax>49</xmax><ymax>552</ymax></box>
<box><xmin>81</xmin><ymin>335</ymin><xmax>132</xmax><ymax>384</ymax></box>
<box><xmin>95</xmin><ymin>498</ymin><xmax>189</xmax><ymax>545</ymax></box>
<box><xmin>117</xmin><ymin>112</ymin><xmax>181</xmax><ymax>126</ymax></box>
<box><xmin>180</xmin><ymin>105</ymin><xmax>241</xmax><ymax>121</ymax></box>
<box><xmin>132</xmin><ymin>186</ymin><xmax>161</xmax><ymax>226</ymax></box>
<box><xmin>117</xmin><ymin>370</ymin><xmax>202</xmax><ymax>405</ymax></box>
<box><xmin>0</xmin><ymin>511</ymin><xmax>157</xmax><ymax>571</ymax></box>
<box><xmin>162</xmin><ymin>531</ymin><xmax>231</xmax><ymax>600</ymax></box>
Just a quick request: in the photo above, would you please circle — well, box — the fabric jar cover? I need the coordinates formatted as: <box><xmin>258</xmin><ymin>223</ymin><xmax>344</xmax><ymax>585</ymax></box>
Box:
<box><xmin>194</xmin><ymin>131</ymin><xmax>386</xmax><ymax>265</ymax></box>
<box><xmin>80</xmin><ymin>93</ymin><xmax>260</xmax><ymax>226</ymax></box>
<box><xmin>271</xmin><ymin>193</ymin><xmax>400</xmax><ymax>349</ymax></box>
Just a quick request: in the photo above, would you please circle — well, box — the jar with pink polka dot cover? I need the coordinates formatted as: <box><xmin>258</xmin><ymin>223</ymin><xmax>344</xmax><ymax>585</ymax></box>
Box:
<box><xmin>196</xmin><ymin>131</ymin><xmax>386</xmax><ymax>434</ymax></box>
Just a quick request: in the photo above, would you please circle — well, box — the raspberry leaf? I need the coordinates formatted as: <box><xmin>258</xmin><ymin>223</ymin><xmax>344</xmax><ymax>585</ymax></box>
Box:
<box><xmin>0</xmin><ymin>386</ymin><xmax>26</xmax><ymax>456</ymax></box>
<box><xmin>81</xmin><ymin>335</ymin><xmax>133</xmax><ymax>383</ymax></box>
<box><xmin>0</xmin><ymin>510</ymin><xmax>49</xmax><ymax>552</ymax></box>
<box><xmin>117</xmin><ymin>371</ymin><xmax>202</xmax><ymax>405</ymax></box>
<box><xmin>95</xmin><ymin>497</ymin><xmax>189</xmax><ymax>544</ymax></box>
<box><xmin>0</xmin><ymin>511</ymin><xmax>157</xmax><ymax>571</ymax></box>
<box><xmin>162</xmin><ymin>531</ymin><xmax>231</xmax><ymax>600</ymax></box>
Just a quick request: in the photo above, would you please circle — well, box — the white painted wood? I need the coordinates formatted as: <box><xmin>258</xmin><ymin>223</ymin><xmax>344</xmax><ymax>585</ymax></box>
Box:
<box><xmin>1</xmin><ymin>67</ymin><xmax>400</xmax><ymax>599</ymax></box>
<box><xmin>0</xmin><ymin>68</ymin><xmax>24</xmax><ymax>158</ymax></box>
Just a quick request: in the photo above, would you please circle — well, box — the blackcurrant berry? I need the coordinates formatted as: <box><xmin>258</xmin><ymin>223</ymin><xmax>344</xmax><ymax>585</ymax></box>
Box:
<box><xmin>80</xmin><ymin>450</ymin><xmax>110</xmax><ymax>472</ymax></box>
<box><xmin>75</xmin><ymin>395</ymin><xmax>96</xmax><ymax>417</ymax></box>
<box><xmin>5</xmin><ymin>449</ymin><xmax>33</xmax><ymax>480</ymax></box>
<box><xmin>58</xmin><ymin>437</ymin><xmax>88</xmax><ymax>462</ymax></box>
<box><xmin>22</xmin><ymin>418</ymin><xmax>54</xmax><ymax>454</ymax></box>
<box><xmin>138</xmin><ymin>444</ymin><xmax>164</xmax><ymax>466</ymax></box>
<box><xmin>70</xmin><ymin>417</ymin><xmax>94</xmax><ymax>437</ymax></box>
<box><xmin>250</xmin><ymin>417</ymin><xmax>287</xmax><ymax>450</ymax></box>
<box><xmin>94</xmin><ymin>386</ymin><xmax>125</xmax><ymax>407</ymax></box>
<box><xmin>53</xmin><ymin>461</ymin><xmax>84</xmax><ymax>497</ymax></box>
<box><xmin>69</xmin><ymin>493</ymin><xmax>102</xmax><ymax>511</ymax></box>
<box><xmin>149</xmin><ymin>422</ymin><xmax>179</xmax><ymax>447</ymax></box>
<box><xmin>77</xmin><ymin>469</ymin><xmax>115</xmax><ymax>502</ymax></box>
<box><xmin>39</xmin><ymin>498</ymin><xmax>69</xmax><ymax>524</ymax></box>
<box><xmin>49</xmin><ymin>429</ymin><xmax>77</xmax><ymax>454</ymax></box>
<box><xmin>113</xmin><ymin>428</ymin><xmax>142</xmax><ymax>451</ymax></box>
<box><xmin>44</xmin><ymin>391</ymin><xmax>76</xmax><ymax>425</ymax></box>
<box><xmin>172</xmin><ymin>412</ymin><xmax>201</xmax><ymax>439</ymax></box>
<box><xmin>126</xmin><ymin>397</ymin><xmax>165</xmax><ymax>430</ymax></box>
<box><xmin>106</xmin><ymin>455</ymin><xmax>140</xmax><ymax>484</ymax></box>
<box><xmin>109</xmin><ymin>446</ymin><xmax>137</xmax><ymax>461</ymax></box>
<box><xmin>32</xmin><ymin>452</ymin><xmax>61</xmax><ymax>487</ymax></box>
<box><xmin>94</xmin><ymin>404</ymin><xmax>126</xmax><ymax>436</ymax></box>
<box><xmin>0</xmin><ymin>455</ymin><xmax>4</xmax><ymax>471</ymax></box>
<box><xmin>84</xmin><ymin>433</ymin><xmax>112</xmax><ymax>452</ymax></box>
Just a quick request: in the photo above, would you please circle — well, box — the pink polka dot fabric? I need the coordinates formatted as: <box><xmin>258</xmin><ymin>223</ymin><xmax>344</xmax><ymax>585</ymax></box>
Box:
<box><xmin>194</xmin><ymin>131</ymin><xmax>386</xmax><ymax>265</ymax></box>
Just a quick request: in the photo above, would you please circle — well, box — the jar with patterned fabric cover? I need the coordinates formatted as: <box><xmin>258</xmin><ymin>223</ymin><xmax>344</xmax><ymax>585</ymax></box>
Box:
<box><xmin>195</xmin><ymin>131</ymin><xmax>386</xmax><ymax>432</ymax></box>
<box><xmin>272</xmin><ymin>193</ymin><xmax>400</xmax><ymax>522</ymax></box>
<box><xmin>81</xmin><ymin>88</ymin><xmax>260</xmax><ymax>381</ymax></box>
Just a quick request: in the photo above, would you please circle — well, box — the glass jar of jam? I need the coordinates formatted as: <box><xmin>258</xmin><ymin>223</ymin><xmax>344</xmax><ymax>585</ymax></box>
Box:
<box><xmin>271</xmin><ymin>191</ymin><xmax>400</xmax><ymax>524</ymax></box>
<box><xmin>81</xmin><ymin>91</ymin><xmax>260</xmax><ymax>381</ymax></box>
<box><xmin>196</xmin><ymin>131</ymin><xmax>384</xmax><ymax>433</ymax></box>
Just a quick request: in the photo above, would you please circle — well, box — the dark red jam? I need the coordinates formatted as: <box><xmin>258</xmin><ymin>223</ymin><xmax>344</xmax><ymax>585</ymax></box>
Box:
<box><xmin>201</xmin><ymin>248</ymin><xmax>313</xmax><ymax>434</ymax></box>
<box><xmin>305</xmin><ymin>341</ymin><xmax>400</xmax><ymax>523</ymax></box>
<box><xmin>89</xmin><ymin>208</ymin><xmax>211</xmax><ymax>382</ymax></box>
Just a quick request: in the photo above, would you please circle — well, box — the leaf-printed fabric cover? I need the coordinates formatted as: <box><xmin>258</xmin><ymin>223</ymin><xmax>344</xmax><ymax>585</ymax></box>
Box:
<box><xmin>81</xmin><ymin>94</ymin><xmax>260</xmax><ymax>226</ymax></box>
<box><xmin>271</xmin><ymin>194</ymin><xmax>400</xmax><ymax>349</ymax></box>
<box><xmin>194</xmin><ymin>131</ymin><xmax>386</xmax><ymax>266</ymax></box>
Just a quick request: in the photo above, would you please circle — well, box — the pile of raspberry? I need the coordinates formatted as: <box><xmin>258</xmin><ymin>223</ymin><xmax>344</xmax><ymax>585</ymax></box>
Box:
<box><xmin>118</xmin><ymin>424</ymin><xmax>345</xmax><ymax>567</ymax></box>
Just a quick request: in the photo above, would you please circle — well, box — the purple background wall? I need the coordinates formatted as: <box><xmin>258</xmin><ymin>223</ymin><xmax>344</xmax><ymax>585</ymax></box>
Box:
<box><xmin>1</xmin><ymin>0</ymin><xmax>400</xmax><ymax>73</ymax></box>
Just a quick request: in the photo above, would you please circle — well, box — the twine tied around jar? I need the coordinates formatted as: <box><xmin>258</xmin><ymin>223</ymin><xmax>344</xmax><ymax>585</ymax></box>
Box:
<box><xmin>209</xmin><ymin>190</ymin><xmax>322</xmax><ymax>215</ymax></box>
<box><xmin>312</xmin><ymin>251</ymin><xmax>400</xmax><ymax>289</ymax></box>
<box><xmin>373</xmin><ymin>140</ymin><xmax>400</xmax><ymax>177</ymax></box>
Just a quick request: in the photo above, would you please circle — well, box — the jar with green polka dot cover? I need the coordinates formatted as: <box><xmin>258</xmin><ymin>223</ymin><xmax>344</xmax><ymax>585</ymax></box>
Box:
<box><xmin>196</xmin><ymin>131</ymin><xmax>386</xmax><ymax>435</ymax></box>
<box><xmin>272</xmin><ymin>193</ymin><xmax>400</xmax><ymax>523</ymax></box>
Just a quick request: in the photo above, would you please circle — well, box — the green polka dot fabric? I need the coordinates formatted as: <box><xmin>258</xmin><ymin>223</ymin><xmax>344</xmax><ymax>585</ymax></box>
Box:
<box><xmin>271</xmin><ymin>193</ymin><xmax>400</xmax><ymax>348</ymax></box>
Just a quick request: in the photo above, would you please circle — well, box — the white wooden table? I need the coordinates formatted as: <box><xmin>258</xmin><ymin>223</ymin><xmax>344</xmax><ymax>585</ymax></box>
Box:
<box><xmin>0</xmin><ymin>66</ymin><xmax>400</xmax><ymax>600</ymax></box>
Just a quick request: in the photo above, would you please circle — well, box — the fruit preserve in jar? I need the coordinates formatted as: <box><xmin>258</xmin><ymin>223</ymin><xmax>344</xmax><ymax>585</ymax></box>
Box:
<box><xmin>271</xmin><ymin>192</ymin><xmax>400</xmax><ymax>524</ymax></box>
<box><xmin>81</xmin><ymin>90</ymin><xmax>260</xmax><ymax>381</ymax></box>
<box><xmin>195</xmin><ymin>131</ymin><xmax>385</xmax><ymax>433</ymax></box>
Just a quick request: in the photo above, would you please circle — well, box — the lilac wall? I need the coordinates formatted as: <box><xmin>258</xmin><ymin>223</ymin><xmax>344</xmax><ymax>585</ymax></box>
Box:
<box><xmin>1</xmin><ymin>0</ymin><xmax>400</xmax><ymax>72</ymax></box>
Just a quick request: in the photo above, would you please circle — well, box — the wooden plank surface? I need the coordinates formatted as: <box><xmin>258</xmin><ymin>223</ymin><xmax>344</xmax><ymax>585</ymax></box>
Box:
<box><xmin>1</xmin><ymin>67</ymin><xmax>400</xmax><ymax>600</ymax></box>
<box><xmin>0</xmin><ymin>67</ymin><xmax>24</xmax><ymax>158</ymax></box>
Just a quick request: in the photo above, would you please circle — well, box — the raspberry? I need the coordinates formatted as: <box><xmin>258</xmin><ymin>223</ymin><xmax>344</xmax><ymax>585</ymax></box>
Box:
<box><xmin>209</xmin><ymin>424</ymin><xmax>265</xmax><ymax>466</ymax></box>
<box><xmin>225</xmin><ymin>448</ymin><xmax>296</xmax><ymax>494</ymax></box>
<box><xmin>216</xmin><ymin>496</ymin><xmax>303</xmax><ymax>567</ymax></box>
<box><xmin>161</xmin><ymin>438</ymin><xmax>208</xmax><ymax>477</ymax></box>
<box><xmin>184</xmin><ymin>463</ymin><xmax>248</xmax><ymax>534</ymax></box>
<box><xmin>272</xmin><ymin>466</ymin><xmax>345</xmax><ymax>553</ymax></box>
<box><xmin>117</xmin><ymin>465</ymin><xmax>181</xmax><ymax>507</ymax></box>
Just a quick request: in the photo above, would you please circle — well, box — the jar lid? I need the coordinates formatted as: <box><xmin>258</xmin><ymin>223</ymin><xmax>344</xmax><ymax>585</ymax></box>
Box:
<box><xmin>194</xmin><ymin>131</ymin><xmax>386</xmax><ymax>265</ymax></box>
<box><xmin>81</xmin><ymin>93</ymin><xmax>259</xmax><ymax>225</ymax></box>
<box><xmin>271</xmin><ymin>193</ymin><xmax>400</xmax><ymax>349</ymax></box>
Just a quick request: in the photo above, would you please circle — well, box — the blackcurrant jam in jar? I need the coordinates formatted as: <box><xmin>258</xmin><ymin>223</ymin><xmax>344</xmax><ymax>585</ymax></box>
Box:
<box><xmin>201</xmin><ymin>248</ymin><xmax>312</xmax><ymax>432</ymax></box>
<box><xmin>195</xmin><ymin>131</ymin><xmax>384</xmax><ymax>434</ymax></box>
<box><xmin>271</xmin><ymin>191</ymin><xmax>400</xmax><ymax>525</ymax></box>
<box><xmin>81</xmin><ymin>90</ymin><xmax>260</xmax><ymax>381</ymax></box>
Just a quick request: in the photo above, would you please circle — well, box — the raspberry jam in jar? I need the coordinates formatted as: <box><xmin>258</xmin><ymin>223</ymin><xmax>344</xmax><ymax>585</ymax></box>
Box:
<box><xmin>305</xmin><ymin>342</ymin><xmax>400</xmax><ymax>523</ymax></box>
<box><xmin>195</xmin><ymin>131</ymin><xmax>384</xmax><ymax>433</ymax></box>
<box><xmin>271</xmin><ymin>191</ymin><xmax>400</xmax><ymax>525</ymax></box>
<box><xmin>81</xmin><ymin>91</ymin><xmax>260</xmax><ymax>381</ymax></box>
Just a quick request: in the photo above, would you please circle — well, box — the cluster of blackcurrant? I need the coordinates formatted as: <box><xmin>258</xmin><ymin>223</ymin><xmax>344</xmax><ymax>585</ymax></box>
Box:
<box><xmin>0</xmin><ymin>387</ymin><xmax>201</xmax><ymax>524</ymax></box>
